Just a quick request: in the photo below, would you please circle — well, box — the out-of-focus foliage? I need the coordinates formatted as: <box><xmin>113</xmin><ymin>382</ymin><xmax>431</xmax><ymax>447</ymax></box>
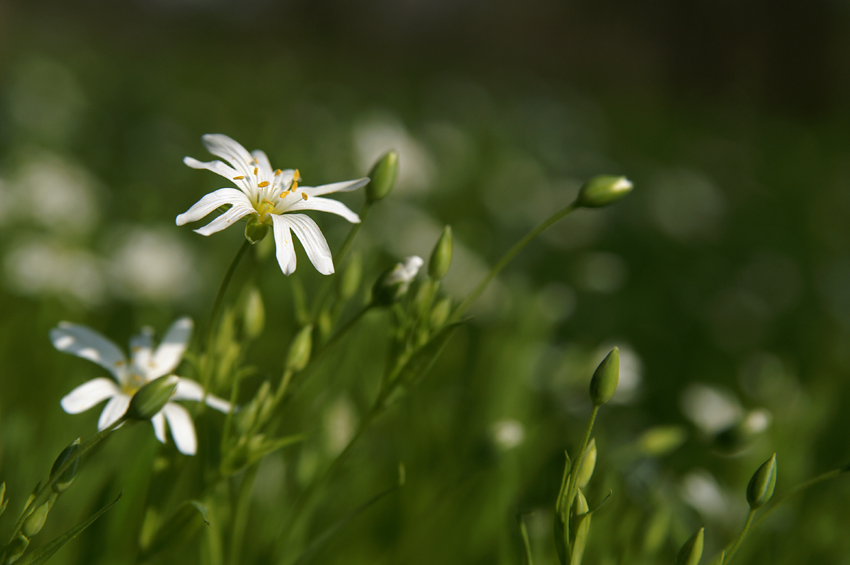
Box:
<box><xmin>1</xmin><ymin>0</ymin><xmax>850</xmax><ymax>564</ymax></box>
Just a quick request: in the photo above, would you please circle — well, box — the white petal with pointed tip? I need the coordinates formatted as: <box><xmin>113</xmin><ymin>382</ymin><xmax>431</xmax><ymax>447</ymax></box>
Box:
<box><xmin>172</xmin><ymin>378</ymin><xmax>232</xmax><ymax>413</ymax></box>
<box><xmin>283</xmin><ymin>196</ymin><xmax>360</xmax><ymax>223</ymax></box>
<box><xmin>61</xmin><ymin>378</ymin><xmax>120</xmax><ymax>414</ymax></box>
<box><xmin>51</xmin><ymin>323</ymin><xmax>127</xmax><ymax>383</ymax></box>
<box><xmin>271</xmin><ymin>214</ymin><xmax>298</xmax><ymax>275</ymax></box>
<box><xmin>302</xmin><ymin>178</ymin><xmax>369</xmax><ymax>197</ymax></box>
<box><xmin>194</xmin><ymin>203</ymin><xmax>255</xmax><ymax>236</ymax></box>
<box><xmin>163</xmin><ymin>403</ymin><xmax>197</xmax><ymax>455</ymax></box>
<box><xmin>176</xmin><ymin>188</ymin><xmax>253</xmax><ymax>226</ymax></box>
<box><xmin>183</xmin><ymin>156</ymin><xmax>239</xmax><ymax>182</ymax></box>
<box><xmin>201</xmin><ymin>134</ymin><xmax>255</xmax><ymax>176</ymax></box>
<box><xmin>98</xmin><ymin>394</ymin><xmax>130</xmax><ymax>430</ymax></box>
<box><xmin>130</xmin><ymin>327</ymin><xmax>154</xmax><ymax>375</ymax></box>
<box><xmin>149</xmin><ymin>318</ymin><xmax>193</xmax><ymax>380</ymax></box>
<box><xmin>284</xmin><ymin>214</ymin><xmax>335</xmax><ymax>275</ymax></box>
<box><xmin>151</xmin><ymin>411</ymin><xmax>167</xmax><ymax>444</ymax></box>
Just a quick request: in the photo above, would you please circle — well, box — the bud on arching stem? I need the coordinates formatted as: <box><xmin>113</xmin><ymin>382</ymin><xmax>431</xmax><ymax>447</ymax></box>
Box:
<box><xmin>576</xmin><ymin>175</ymin><xmax>633</xmax><ymax>209</ymax></box>
<box><xmin>366</xmin><ymin>150</ymin><xmax>399</xmax><ymax>204</ymax></box>
<box><xmin>22</xmin><ymin>501</ymin><xmax>50</xmax><ymax>537</ymax></box>
<box><xmin>428</xmin><ymin>226</ymin><xmax>453</xmax><ymax>280</ymax></box>
<box><xmin>50</xmin><ymin>437</ymin><xmax>81</xmax><ymax>493</ymax></box>
<box><xmin>589</xmin><ymin>347</ymin><xmax>620</xmax><ymax>406</ymax></box>
<box><xmin>127</xmin><ymin>376</ymin><xmax>179</xmax><ymax>421</ymax></box>
<box><xmin>675</xmin><ymin>527</ymin><xmax>705</xmax><ymax>565</ymax></box>
<box><xmin>747</xmin><ymin>453</ymin><xmax>777</xmax><ymax>510</ymax></box>
<box><xmin>286</xmin><ymin>325</ymin><xmax>313</xmax><ymax>373</ymax></box>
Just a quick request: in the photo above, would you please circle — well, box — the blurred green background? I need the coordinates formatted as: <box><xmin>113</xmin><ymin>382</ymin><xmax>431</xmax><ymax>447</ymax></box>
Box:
<box><xmin>2</xmin><ymin>0</ymin><xmax>850</xmax><ymax>563</ymax></box>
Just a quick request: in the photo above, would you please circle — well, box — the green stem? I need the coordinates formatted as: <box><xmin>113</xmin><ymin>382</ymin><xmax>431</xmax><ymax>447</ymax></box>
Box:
<box><xmin>753</xmin><ymin>467</ymin><xmax>848</xmax><ymax>530</ymax></box>
<box><xmin>562</xmin><ymin>404</ymin><xmax>598</xmax><ymax>553</ymax></box>
<box><xmin>203</xmin><ymin>240</ymin><xmax>251</xmax><ymax>354</ymax></box>
<box><xmin>8</xmin><ymin>416</ymin><xmax>127</xmax><ymax>543</ymax></box>
<box><xmin>722</xmin><ymin>508</ymin><xmax>756</xmax><ymax>565</ymax></box>
<box><xmin>517</xmin><ymin>514</ymin><xmax>534</xmax><ymax>565</ymax></box>
<box><xmin>450</xmin><ymin>201</ymin><xmax>578</xmax><ymax>323</ymax></box>
<box><xmin>228</xmin><ymin>464</ymin><xmax>259</xmax><ymax>565</ymax></box>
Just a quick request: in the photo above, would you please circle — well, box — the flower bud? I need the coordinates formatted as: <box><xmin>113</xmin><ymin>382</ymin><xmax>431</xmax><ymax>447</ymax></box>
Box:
<box><xmin>22</xmin><ymin>501</ymin><xmax>50</xmax><ymax>537</ymax></box>
<box><xmin>576</xmin><ymin>175</ymin><xmax>633</xmax><ymax>209</ymax></box>
<box><xmin>127</xmin><ymin>376</ymin><xmax>179</xmax><ymax>421</ymax></box>
<box><xmin>428</xmin><ymin>226</ymin><xmax>453</xmax><ymax>280</ymax></box>
<box><xmin>242</xmin><ymin>287</ymin><xmax>265</xmax><ymax>340</ymax></box>
<box><xmin>372</xmin><ymin>256</ymin><xmax>424</xmax><ymax>306</ymax></box>
<box><xmin>589</xmin><ymin>347</ymin><xmax>619</xmax><ymax>406</ymax></box>
<box><xmin>430</xmin><ymin>297</ymin><xmax>452</xmax><ymax>329</ymax></box>
<box><xmin>747</xmin><ymin>453</ymin><xmax>777</xmax><ymax>509</ymax></box>
<box><xmin>50</xmin><ymin>438</ymin><xmax>81</xmax><ymax>493</ymax></box>
<box><xmin>286</xmin><ymin>325</ymin><xmax>313</xmax><ymax>373</ymax></box>
<box><xmin>675</xmin><ymin>527</ymin><xmax>705</xmax><ymax>565</ymax></box>
<box><xmin>5</xmin><ymin>534</ymin><xmax>29</xmax><ymax>564</ymax></box>
<box><xmin>244</xmin><ymin>217</ymin><xmax>270</xmax><ymax>244</ymax></box>
<box><xmin>338</xmin><ymin>253</ymin><xmax>363</xmax><ymax>301</ymax></box>
<box><xmin>570</xmin><ymin>490</ymin><xmax>591</xmax><ymax>564</ymax></box>
<box><xmin>365</xmin><ymin>150</ymin><xmax>398</xmax><ymax>204</ymax></box>
<box><xmin>575</xmin><ymin>438</ymin><xmax>597</xmax><ymax>489</ymax></box>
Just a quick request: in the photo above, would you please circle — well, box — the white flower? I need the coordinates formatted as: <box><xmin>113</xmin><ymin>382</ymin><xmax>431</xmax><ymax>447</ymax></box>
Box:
<box><xmin>385</xmin><ymin>255</ymin><xmax>423</xmax><ymax>290</ymax></box>
<box><xmin>51</xmin><ymin>318</ymin><xmax>230</xmax><ymax>456</ymax></box>
<box><xmin>177</xmin><ymin>134</ymin><xmax>368</xmax><ymax>276</ymax></box>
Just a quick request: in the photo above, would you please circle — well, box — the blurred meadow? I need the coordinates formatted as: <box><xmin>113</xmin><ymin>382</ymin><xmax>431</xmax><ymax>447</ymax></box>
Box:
<box><xmin>2</xmin><ymin>0</ymin><xmax>850</xmax><ymax>563</ymax></box>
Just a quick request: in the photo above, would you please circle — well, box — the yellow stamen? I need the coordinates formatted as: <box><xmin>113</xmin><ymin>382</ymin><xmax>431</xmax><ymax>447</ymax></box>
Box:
<box><xmin>274</xmin><ymin>169</ymin><xmax>282</xmax><ymax>176</ymax></box>
<box><xmin>302</xmin><ymin>192</ymin><xmax>308</xmax><ymax>200</ymax></box>
<box><xmin>293</xmin><ymin>169</ymin><xmax>301</xmax><ymax>182</ymax></box>
<box><xmin>280</xmin><ymin>191</ymin><xmax>289</xmax><ymax>198</ymax></box>
<box><xmin>253</xmin><ymin>167</ymin><xmax>258</xmax><ymax>175</ymax></box>
<box><xmin>258</xmin><ymin>181</ymin><xmax>270</xmax><ymax>187</ymax></box>
<box><xmin>233</xmin><ymin>175</ymin><xmax>245</xmax><ymax>180</ymax></box>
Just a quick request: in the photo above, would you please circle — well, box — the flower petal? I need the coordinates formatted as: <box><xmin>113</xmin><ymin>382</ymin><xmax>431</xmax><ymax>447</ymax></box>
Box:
<box><xmin>172</xmin><ymin>378</ymin><xmax>232</xmax><ymax>413</ymax></box>
<box><xmin>151</xmin><ymin>411</ymin><xmax>167</xmax><ymax>444</ymax></box>
<box><xmin>176</xmin><ymin>188</ymin><xmax>252</xmax><ymax>226</ymax></box>
<box><xmin>98</xmin><ymin>394</ymin><xmax>131</xmax><ymax>430</ymax></box>
<box><xmin>282</xmin><ymin>196</ymin><xmax>360</xmax><ymax>223</ymax></box>
<box><xmin>148</xmin><ymin>318</ymin><xmax>193</xmax><ymax>380</ymax></box>
<box><xmin>201</xmin><ymin>134</ymin><xmax>255</xmax><ymax>176</ymax></box>
<box><xmin>130</xmin><ymin>327</ymin><xmax>154</xmax><ymax>375</ymax></box>
<box><xmin>251</xmin><ymin>150</ymin><xmax>274</xmax><ymax>177</ymax></box>
<box><xmin>163</xmin><ymin>403</ymin><xmax>197</xmax><ymax>455</ymax></box>
<box><xmin>183</xmin><ymin>156</ymin><xmax>239</xmax><ymax>181</ymax></box>
<box><xmin>284</xmin><ymin>214</ymin><xmax>335</xmax><ymax>275</ymax></box>
<box><xmin>302</xmin><ymin>177</ymin><xmax>368</xmax><ymax>198</ymax></box>
<box><xmin>271</xmin><ymin>214</ymin><xmax>298</xmax><ymax>275</ymax></box>
<box><xmin>51</xmin><ymin>323</ymin><xmax>127</xmax><ymax>382</ymax></box>
<box><xmin>60</xmin><ymin>378</ymin><xmax>120</xmax><ymax>414</ymax></box>
<box><xmin>194</xmin><ymin>203</ymin><xmax>255</xmax><ymax>236</ymax></box>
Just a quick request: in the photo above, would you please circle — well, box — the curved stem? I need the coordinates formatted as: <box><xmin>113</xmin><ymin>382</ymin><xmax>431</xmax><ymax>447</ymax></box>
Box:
<box><xmin>450</xmin><ymin>201</ymin><xmax>578</xmax><ymax>323</ymax></box>
<box><xmin>228</xmin><ymin>464</ymin><xmax>259</xmax><ymax>565</ymax></box>
<box><xmin>203</xmin><ymin>239</ymin><xmax>251</xmax><ymax>353</ymax></box>
<box><xmin>722</xmin><ymin>508</ymin><xmax>756</xmax><ymax>564</ymax></box>
<box><xmin>753</xmin><ymin>467</ymin><xmax>848</xmax><ymax>529</ymax></box>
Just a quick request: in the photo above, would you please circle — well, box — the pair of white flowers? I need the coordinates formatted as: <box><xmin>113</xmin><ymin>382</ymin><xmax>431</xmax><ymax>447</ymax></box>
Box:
<box><xmin>56</xmin><ymin>134</ymin><xmax>373</xmax><ymax>454</ymax></box>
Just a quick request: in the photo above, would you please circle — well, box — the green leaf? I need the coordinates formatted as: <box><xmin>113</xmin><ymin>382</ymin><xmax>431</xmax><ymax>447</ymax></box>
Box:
<box><xmin>140</xmin><ymin>500</ymin><xmax>210</xmax><ymax>559</ymax></box>
<box><xmin>18</xmin><ymin>491</ymin><xmax>122</xmax><ymax>565</ymax></box>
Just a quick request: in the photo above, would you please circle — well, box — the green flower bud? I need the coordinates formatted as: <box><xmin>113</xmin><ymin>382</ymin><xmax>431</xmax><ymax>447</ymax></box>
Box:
<box><xmin>428</xmin><ymin>226</ymin><xmax>453</xmax><ymax>280</ymax></box>
<box><xmin>50</xmin><ymin>438</ymin><xmax>81</xmax><ymax>493</ymax></box>
<box><xmin>22</xmin><ymin>501</ymin><xmax>50</xmax><ymax>537</ymax></box>
<box><xmin>569</xmin><ymin>490</ymin><xmax>591</xmax><ymax>565</ymax></box>
<box><xmin>244</xmin><ymin>217</ymin><xmax>270</xmax><ymax>244</ymax></box>
<box><xmin>372</xmin><ymin>256</ymin><xmax>424</xmax><ymax>306</ymax></box>
<box><xmin>430</xmin><ymin>297</ymin><xmax>452</xmax><ymax>329</ymax></box>
<box><xmin>638</xmin><ymin>425</ymin><xmax>688</xmax><ymax>457</ymax></box>
<box><xmin>576</xmin><ymin>175</ymin><xmax>633</xmax><ymax>209</ymax></box>
<box><xmin>589</xmin><ymin>347</ymin><xmax>619</xmax><ymax>406</ymax></box>
<box><xmin>338</xmin><ymin>253</ymin><xmax>363</xmax><ymax>301</ymax></box>
<box><xmin>0</xmin><ymin>482</ymin><xmax>7</xmax><ymax>516</ymax></box>
<box><xmin>286</xmin><ymin>325</ymin><xmax>313</xmax><ymax>373</ymax></box>
<box><xmin>675</xmin><ymin>527</ymin><xmax>705</xmax><ymax>565</ymax></box>
<box><xmin>365</xmin><ymin>150</ymin><xmax>399</xmax><ymax>203</ymax></box>
<box><xmin>576</xmin><ymin>438</ymin><xmax>597</xmax><ymax>489</ymax></box>
<box><xmin>242</xmin><ymin>287</ymin><xmax>265</xmax><ymax>340</ymax></box>
<box><xmin>127</xmin><ymin>376</ymin><xmax>179</xmax><ymax>421</ymax></box>
<box><xmin>5</xmin><ymin>534</ymin><xmax>29</xmax><ymax>564</ymax></box>
<box><xmin>747</xmin><ymin>453</ymin><xmax>777</xmax><ymax>510</ymax></box>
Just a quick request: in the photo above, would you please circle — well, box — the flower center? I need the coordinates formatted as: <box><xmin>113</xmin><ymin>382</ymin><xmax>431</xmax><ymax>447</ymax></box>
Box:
<box><xmin>121</xmin><ymin>373</ymin><xmax>147</xmax><ymax>396</ymax></box>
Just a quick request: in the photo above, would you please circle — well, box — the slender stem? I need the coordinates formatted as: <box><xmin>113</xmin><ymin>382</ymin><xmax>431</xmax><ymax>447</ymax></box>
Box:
<box><xmin>450</xmin><ymin>201</ymin><xmax>578</xmax><ymax>323</ymax></box>
<box><xmin>203</xmin><ymin>240</ymin><xmax>251</xmax><ymax>352</ymax></box>
<box><xmin>753</xmin><ymin>467</ymin><xmax>848</xmax><ymax>529</ymax></box>
<box><xmin>517</xmin><ymin>514</ymin><xmax>534</xmax><ymax>565</ymax></box>
<box><xmin>8</xmin><ymin>416</ymin><xmax>127</xmax><ymax>542</ymax></box>
<box><xmin>722</xmin><ymin>508</ymin><xmax>756</xmax><ymax>564</ymax></box>
<box><xmin>564</xmin><ymin>405</ymin><xmax>599</xmax><ymax>517</ymax></box>
<box><xmin>228</xmin><ymin>465</ymin><xmax>259</xmax><ymax>565</ymax></box>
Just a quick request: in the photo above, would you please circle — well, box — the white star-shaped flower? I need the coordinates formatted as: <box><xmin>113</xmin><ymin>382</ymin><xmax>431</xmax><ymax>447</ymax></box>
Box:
<box><xmin>51</xmin><ymin>318</ymin><xmax>230</xmax><ymax>456</ymax></box>
<box><xmin>177</xmin><ymin>134</ymin><xmax>368</xmax><ymax>275</ymax></box>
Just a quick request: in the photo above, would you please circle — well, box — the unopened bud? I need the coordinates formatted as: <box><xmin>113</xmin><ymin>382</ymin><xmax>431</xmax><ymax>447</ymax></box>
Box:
<box><xmin>372</xmin><ymin>256</ymin><xmax>424</xmax><ymax>306</ymax></box>
<box><xmin>747</xmin><ymin>453</ymin><xmax>777</xmax><ymax>509</ymax></box>
<box><xmin>6</xmin><ymin>534</ymin><xmax>29</xmax><ymax>564</ymax></box>
<box><xmin>430</xmin><ymin>297</ymin><xmax>452</xmax><ymax>329</ymax></box>
<box><xmin>428</xmin><ymin>226</ymin><xmax>453</xmax><ymax>280</ymax></box>
<box><xmin>128</xmin><ymin>376</ymin><xmax>179</xmax><ymax>421</ymax></box>
<box><xmin>576</xmin><ymin>438</ymin><xmax>597</xmax><ymax>489</ymax></box>
<box><xmin>576</xmin><ymin>175</ymin><xmax>633</xmax><ymax>209</ymax></box>
<box><xmin>244</xmin><ymin>217</ymin><xmax>270</xmax><ymax>244</ymax></box>
<box><xmin>22</xmin><ymin>501</ymin><xmax>50</xmax><ymax>537</ymax></box>
<box><xmin>242</xmin><ymin>287</ymin><xmax>265</xmax><ymax>340</ymax></box>
<box><xmin>675</xmin><ymin>527</ymin><xmax>705</xmax><ymax>565</ymax></box>
<box><xmin>589</xmin><ymin>347</ymin><xmax>619</xmax><ymax>406</ymax></box>
<box><xmin>50</xmin><ymin>438</ymin><xmax>81</xmax><ymax>493</ymax></box>
<box><xmin>286</xmin><ymin>325</ymin><xmax>313</xmax><ymax>373</ymax></box>
<box><xmin>365</xmin><ymin>150</ymin><xmax>398</xmax><ymax>203</ymax></box>
<box><xmin>570</xmin><ymin>490</ymin><xmax>591</xmax><ymax>564</ymax></box>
